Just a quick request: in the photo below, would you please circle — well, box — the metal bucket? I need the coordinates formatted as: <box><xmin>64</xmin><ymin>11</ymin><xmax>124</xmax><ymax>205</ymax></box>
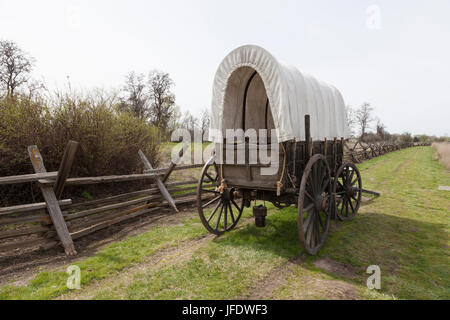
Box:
<box><xmin>253</xmin><ymin>205</ymin><xmax>267</xmax><ymax>227</ymax></box>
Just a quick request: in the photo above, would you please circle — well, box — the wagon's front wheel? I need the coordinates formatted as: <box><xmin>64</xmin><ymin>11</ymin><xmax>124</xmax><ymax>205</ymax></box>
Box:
<box><xmin>197</xmin><ymin>157</ymin><xmax>244</xmax><ymax>235</ymax></box>
<box><xmin>333</xmin><ymin>162</ymin><xmax>362</xmax><ymax>221</ymax></box>
<box><xmin>298</xmin><ymin>154</ymin><xmax>333</xmax><ymax>255</ymax></box>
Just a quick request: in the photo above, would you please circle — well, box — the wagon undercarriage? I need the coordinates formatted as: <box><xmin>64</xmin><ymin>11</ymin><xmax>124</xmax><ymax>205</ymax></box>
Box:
<box><xmin>197</xmin><ymin>115</ymin><xmax>363</xmax><ymax>255</ymax></box>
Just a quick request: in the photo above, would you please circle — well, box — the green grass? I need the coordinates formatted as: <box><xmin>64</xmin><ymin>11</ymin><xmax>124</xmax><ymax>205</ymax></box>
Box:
<box><xmin>161</xmin><ymin>142</ymin><xmax>212</xmax><ymax>163</ymax></box>
<box><xmin>319</xmin><ymin>146</ymin><xmax>449</xmax><ymax>299</ymax></box>
<box><xmin>1</xmin><ymin>147</ymin><xmax>448</xmax><ymax>300</ymax></box>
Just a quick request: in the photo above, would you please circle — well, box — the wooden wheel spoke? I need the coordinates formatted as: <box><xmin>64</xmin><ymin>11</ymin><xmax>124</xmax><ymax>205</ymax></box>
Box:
<box><xmin>312</xmin><ymin>165</ymin><xmax>319</xmax><ymax>190</ymax></box>
<box><xmin>231</xmin><ymin>199</ymin><xmax>241</xmax><ymax>212</ymax></box>
<box><xmin>314</xmin><ymin>216</ymin><xmax>321</xmax><ymax>246</ymax></box>
<box><xmin>348</xmin><ymin>198</ymin><xmax>355</xmax><ymax>212</ymax></box>
<box><xmin>306</xmin><ymin>213</ymin><xmax>315</xmax><ymax>246</ymax></box>
<box><xmin>349</xmin><ymin>169</ymin><xmax>355</xmax><ymax>183</ymax></box>
<box><xmin>224</xmin><ymin>202</ymin><xmax>228</xmax><ymax>230</ymax></box>
<box><xmin>319</xmin><ymin>164</ymin><xmax>327</xmax><ymax>185</ymax></box>
<box><xmin>321</xmin><ymin>177</ymin><xmax>330</xmax><ymax>193</ymax></box>
<box><xmin>215</xmin><ymin>204</ymin><xmax>224</xmax><ymax>231</ymax></box>
<box><xmin>308</xmin><ymin>174</ymin><xmax>316</xmax><ymax>195</ymax></box>
<box><xmin>303</xmin><ymin>203</ymin><xmax>314</xmax><ymax>213</ymax></box>
<box><xmin>315</xmin><ymin>165</ymin><xmax>324</xmax><ymax>194</ymax></box>
<box><xmin>317</xmin><ymin>211</ymin><xmax>325</xmax><ymax>230</ymax></box>
<box><xmin>205</xmin><ymin>172</ymin><xmax>215</xmax><ymax>182</ymax></box>
<box><xmin>207</xmin><ymin>200</ymin><xmax>222</xmax><ymax>223</ymax></box>
<box><xmin>312</xmin><ymin>163</ymin><xmax>318</xmax><ymax>182</ymax></box>
<box><xmin>202</xmin><ymin>195</ymin><xmax>221</xmax><ymax>208</ymax></box>
<box><xmin>340</xmin><ymin>197</ymin><xmax>346</xmax><ymax>216</ymax></box>
<box><xmin>202</xmin><ymin>188</ymin><xmax>219</xmax><ymax>194</ymax></box>
<box><xmin>305</xmin><ymin>190</ymin><xmax>314</xmax><ymax>202</ymax></box>
<box><xmin>228</xmin><ymin>201</ymin><xmax>235</xmax><ymax>224</ymax></box>
<box><xmin>344</xmin><ymin>168</ymin><xmax>350</xmax><ymax>183</ymax></box>
<box><xmin>303</xmin><ymin>203</ymin><xmax>315</xmax><ymax>232</ymax></box>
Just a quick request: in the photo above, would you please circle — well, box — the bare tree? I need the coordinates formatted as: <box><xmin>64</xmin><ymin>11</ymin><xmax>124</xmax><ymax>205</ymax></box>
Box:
<box><xmin>148</xmin><ymin>70</ymin><xmax>176</xmax><ymax>139</ymax></box>
<box><xmin>181</xmin><ymin>110</ymin><xmax>198</xmax><ymax>137</ymax></box>
<box><xmin>24</xmin><ymin>78</ymin><xmax>46</xmax><ymax>99</ymax></box>
<box><xmin>0</xmin><ymin>40</ymin><xmax>35</xmax><ymax>97</ymax></box>
<box><xmin>375</xmin><ymin>119</ymin><xmax>390</xmax><ymax>141</ymax></box>
<box><xmin>200</xmin><ymin>108</ymin><xmax>211</xmax><ymax>143</ymax></box>
<box><xmin>120</xmin><ymin>72</ymin><xmax>149</xmax><ymax>119</ymax></box>
<box><xmin>345</xmin><ymin>105</ymin><xmax>355</xmax><ymax>136</ymax></box>
<box><xmin>167</xmin><ymin>105</ymin><xmax>182</xmax><ymax>137</ymax></box>
<box><xmin>355</xmin><ymin>102</ymin><xmax>374</xmax><ymax>141</ymax></box>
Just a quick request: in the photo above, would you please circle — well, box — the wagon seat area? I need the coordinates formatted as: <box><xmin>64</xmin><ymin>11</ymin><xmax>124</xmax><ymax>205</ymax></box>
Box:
<box><xmin>221</xmin><ymin>66</ymin><xmax>282</xmax><ymax>190</ymax></box>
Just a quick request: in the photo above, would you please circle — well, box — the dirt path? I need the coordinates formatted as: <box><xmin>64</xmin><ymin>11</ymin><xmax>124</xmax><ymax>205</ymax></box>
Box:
<box><xmin>378</xmin><ymin>148</ymin><xmax>419</xmax><ymax>186</ymax></box>
<box><xmin>58</xmin><ymin>234</ymin><xmax>215</xmax><ymax>299</ymax></box>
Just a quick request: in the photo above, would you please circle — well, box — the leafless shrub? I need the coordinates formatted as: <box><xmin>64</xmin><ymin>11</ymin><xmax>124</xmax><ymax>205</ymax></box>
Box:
<box><xmin>432</xmin><ymin>142</ymin><xmax>450</xmax><ymax>170</ymax></box>
<box><xmin>0</xmin><ymin>90</ymin><xmax>161</xmax><ymax>205</ymax></box>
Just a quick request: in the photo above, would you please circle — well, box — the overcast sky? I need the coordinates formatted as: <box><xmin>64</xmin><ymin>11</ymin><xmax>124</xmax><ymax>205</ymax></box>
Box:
<box><xmin>1</xmin><ymin>0</ymin><xmax>449</xmax><ymax>136</ymax></box>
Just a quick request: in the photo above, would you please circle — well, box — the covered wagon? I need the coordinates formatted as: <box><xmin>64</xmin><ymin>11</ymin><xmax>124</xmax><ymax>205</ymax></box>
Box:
<box><xmin>197</xmin><ymin>45</ymin><xmax>362</xmax><ymax>254</ymax></box>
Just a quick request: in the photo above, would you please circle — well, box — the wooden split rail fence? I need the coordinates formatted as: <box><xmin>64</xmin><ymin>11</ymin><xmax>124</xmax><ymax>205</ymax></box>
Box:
<box><xmin>344</xmin><ymin>140</ymin><xmax>429</xmax><ymax>164</ymax></box>
<box><xmin>0</xmin><ymin>141</ymin><xmax>210</xmax><ymax>256</ymax></box>
<box><xmin>0</xmin><ymin>139</ymin><xmax>429</xmax><ymax>256</ymax></box>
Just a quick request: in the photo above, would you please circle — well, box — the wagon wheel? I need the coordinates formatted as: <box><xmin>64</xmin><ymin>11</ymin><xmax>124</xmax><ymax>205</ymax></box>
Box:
<box><xmin>197</xmin><ymin>157</ymin><xmax>244</xmax><ymax>235</ymax></box>
<box><xmin>297</xmin><ymin>154</ymin><xmax>333</xmax><ymax>255</ymax></box>
<box><xmin>333</xmin><ymin>162</ymin><xmax>362</xmax><ymax>221</ymax></box>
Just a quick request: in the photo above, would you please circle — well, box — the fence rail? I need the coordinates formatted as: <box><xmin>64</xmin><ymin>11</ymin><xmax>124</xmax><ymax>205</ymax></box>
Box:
<box><xmin>344</xmin><ymin>140</ymin><xmax>429</xmax><ymax>163</ymax></box>
<box><xmin>0</xmin><ymin>140</ymin><xmax>429</xmax><ymax>256</ymax></box>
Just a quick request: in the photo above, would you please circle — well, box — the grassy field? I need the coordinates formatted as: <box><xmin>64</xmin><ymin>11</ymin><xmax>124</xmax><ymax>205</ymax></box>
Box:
<box><xmin>0</xmin><ymin>146</ymin><xmax>448</xmax><ymax>300</ymax></box>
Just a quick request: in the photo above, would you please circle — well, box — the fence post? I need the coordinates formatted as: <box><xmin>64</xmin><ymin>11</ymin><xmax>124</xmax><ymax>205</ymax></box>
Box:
<box><xmin>162</xmin><ymin>143</ymin><xmax>189</xmax><ymax>183</ymax></box>
<box><xmin>28</xmin><ymin>145</ymin><xmax>76</xmax><ymax>256</ymax></box>
<box><xmin>54</xmin><ymin>140</ymin><xmax>79</xmax><ymax>199</ymax></box>
<box><xmin>138</xmin><ymin>150</ymin><xmax>178</xmax><ymax>213</ymax></box>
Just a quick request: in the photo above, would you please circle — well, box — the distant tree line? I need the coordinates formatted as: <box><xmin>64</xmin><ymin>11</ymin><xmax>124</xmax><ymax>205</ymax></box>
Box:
<box><xmin>0</xmin><ymin>39</ymin><xmax>211</xmax><ymax>145</ymax></box>
<box><xmin>346</xmin><ymin>102</ymin><xmax>448</xmax><ymax>144</ymax></box>
<box><xmin>0</xmin><ymin>39</ymin><xmax>445</xmax><ymax>148</ymax></box>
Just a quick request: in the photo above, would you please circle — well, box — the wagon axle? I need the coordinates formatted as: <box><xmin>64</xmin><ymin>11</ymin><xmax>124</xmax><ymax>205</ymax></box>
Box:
<box><xmin>315</xmin><ymin>195</ymin><xmax>329</xmax><ymax>212</ymax></box>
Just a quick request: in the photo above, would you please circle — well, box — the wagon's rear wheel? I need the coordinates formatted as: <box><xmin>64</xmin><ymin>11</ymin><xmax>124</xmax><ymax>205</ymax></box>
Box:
<box><xmin>333</xmin><ymin>162</ymin><xmax>362</xmax><ymax>221</ymax></box>
<box><xmin>298</xmin><ymin>154</ymin><xmax>332</xmax><ymax>255</ymax></box>
<box><xmin>197</xmin><ymin>157</ymin><xmax>244</xmax><ymax>235</ymax></box>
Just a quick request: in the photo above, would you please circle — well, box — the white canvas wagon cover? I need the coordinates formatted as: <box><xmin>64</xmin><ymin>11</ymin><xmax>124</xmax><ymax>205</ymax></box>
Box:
<box><xmin>209</xmin><ymin>45</ymin><xmax>350</xmax><ymax>143</ymax></box>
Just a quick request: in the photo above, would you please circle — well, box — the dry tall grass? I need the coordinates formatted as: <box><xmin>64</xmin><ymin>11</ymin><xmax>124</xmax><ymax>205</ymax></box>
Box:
<box><xmin>432</xmin><ymin>142</ymin><xmax>450</xmax><ymax>169</ymax></box>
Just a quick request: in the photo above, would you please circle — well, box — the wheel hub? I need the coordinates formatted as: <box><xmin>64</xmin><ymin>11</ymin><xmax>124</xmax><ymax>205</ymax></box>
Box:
<box><xmin>315</xmin><ymin>195</ymin><xmax>328</xmax><ymax>212</ymax></box>
<box><xmin>345</xmin><ymin>184</ymin><xmax>355</xmax><ymax>197</ymax></box>
<box><xmin>222</xmin><ymin>188</ymin><xmax>231</xmax><ymax>201</ymax></box>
